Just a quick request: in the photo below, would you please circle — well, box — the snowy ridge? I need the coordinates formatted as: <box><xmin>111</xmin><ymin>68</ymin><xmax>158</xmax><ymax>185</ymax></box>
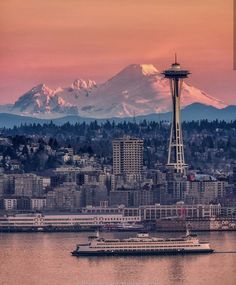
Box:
<box><xmin>13</xmin><ymin>84</ymin><xmax>78</xmax><ymax>115</ymax></box>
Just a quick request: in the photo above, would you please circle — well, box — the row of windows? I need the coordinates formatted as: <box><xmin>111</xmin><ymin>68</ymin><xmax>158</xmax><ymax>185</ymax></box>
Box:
<box><xmin>91</xmin><ymin>245</ymin><xmax>200</xmax><ymax>249</ymax></box>
<box><xmin>97</xmin><ymin>241</ymin><xmax>195</xmax><ymax>245</ymax></box>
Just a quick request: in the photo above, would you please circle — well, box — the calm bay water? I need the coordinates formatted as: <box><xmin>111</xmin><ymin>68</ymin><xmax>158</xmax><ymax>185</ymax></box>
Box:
<box><xmin>0</xmin><ymin>231</ymin><xmax>236</xmax><ymax>285</ymax></box>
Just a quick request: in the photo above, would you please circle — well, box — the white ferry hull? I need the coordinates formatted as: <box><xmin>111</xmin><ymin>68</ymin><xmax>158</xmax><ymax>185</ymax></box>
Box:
<box><xmin>72</xmin><ymin>248</ymin><xmax>214</xmax><ymax>256</ymax></box>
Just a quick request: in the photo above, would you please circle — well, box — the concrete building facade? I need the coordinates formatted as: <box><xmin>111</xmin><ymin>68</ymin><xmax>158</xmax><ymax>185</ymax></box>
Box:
<box><xmin>112</xmin><ymin>137</ymin><xmax>143</xmax><ymax>177</ymax></box>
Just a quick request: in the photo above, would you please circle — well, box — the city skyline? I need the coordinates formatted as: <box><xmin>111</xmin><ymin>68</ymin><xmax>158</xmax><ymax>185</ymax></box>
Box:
<box><xmin>1</xmin><ymin>2</ymin><xmax>236</xmax><ymax>285</ymax></box>
<box><xmin>0</xmin><ymin>0</ymin><xmax>235</xmax><ymax>105</ymax></box>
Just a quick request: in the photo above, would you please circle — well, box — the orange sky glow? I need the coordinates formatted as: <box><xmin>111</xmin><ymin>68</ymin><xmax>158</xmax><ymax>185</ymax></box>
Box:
<box><xmin>0</xmin><ymin>0</ymin><xmax>235</xmax><ymax>105</ymax></box>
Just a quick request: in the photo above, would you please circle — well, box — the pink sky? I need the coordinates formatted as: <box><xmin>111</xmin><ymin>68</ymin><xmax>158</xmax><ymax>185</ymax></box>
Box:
<box><xmin>0</xmin><ymin>0</ymin><xmax>235</xmax><ymax>105</ymax></box>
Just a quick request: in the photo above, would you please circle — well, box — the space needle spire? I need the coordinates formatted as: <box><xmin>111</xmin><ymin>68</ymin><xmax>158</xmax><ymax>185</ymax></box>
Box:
<box><xmin>163</xmin><ymin>58</ymin><xmax>190</xmax><ymax>175</ymax></box>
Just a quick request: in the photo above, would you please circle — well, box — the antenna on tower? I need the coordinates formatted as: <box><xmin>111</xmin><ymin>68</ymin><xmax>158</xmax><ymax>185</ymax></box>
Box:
<box><xmin>175</xmin><ymin>53</ymin><xmax>178</xmax><ymax>64</ymax></box>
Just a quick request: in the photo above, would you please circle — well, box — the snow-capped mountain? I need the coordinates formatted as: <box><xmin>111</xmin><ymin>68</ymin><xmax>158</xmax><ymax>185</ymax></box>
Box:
<box><xmin>13</xmin><ymin>84</ymin><xmax>78</xmax><ymax>116</ymax></box>
<box><xmin>11</xmin><ymin>64</ymin><xmax>227</xmax><ymax>118</ymax></box>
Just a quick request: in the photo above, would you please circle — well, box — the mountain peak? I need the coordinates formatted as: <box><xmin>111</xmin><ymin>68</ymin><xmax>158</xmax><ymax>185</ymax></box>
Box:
<box><xmin>122</xmin><ymin>64</ymin><xmax>159</xmax><ymax>76</ymax></box>
<box><xmin>108</xmin><ymin>64</ymin><xmax>159</xmax><ymax>85</ymax></box>
<box><xmin>13</xmin><ymin>83</ymin><xmax>78</xmax><ymax>115</ymax></box>
<box><xmin>138</xmin><ymin>64</ymin><xmax>159</xmax><ymax>75</ymax></box>
<box><xmin>30</xmin><ymin>83</ymin><xmax>54</xmax><ymax>96</ymax></box>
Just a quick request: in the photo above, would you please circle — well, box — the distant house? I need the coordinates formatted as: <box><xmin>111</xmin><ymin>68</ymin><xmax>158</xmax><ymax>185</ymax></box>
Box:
<box><xmin>9</xmin><ymin>160</ymin><xmax>21</xmax><ymax>171</ymax></box>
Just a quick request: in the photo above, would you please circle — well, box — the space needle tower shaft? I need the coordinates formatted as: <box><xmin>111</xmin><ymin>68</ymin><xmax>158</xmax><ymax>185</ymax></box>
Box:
<box><xmin>163</xmin><ymin>56</ymin><xmax>190</xmax><ymax>175</ymax></box>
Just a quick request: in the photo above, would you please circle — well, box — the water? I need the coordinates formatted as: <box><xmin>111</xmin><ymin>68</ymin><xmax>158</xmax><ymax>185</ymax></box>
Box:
<box><xmin>0</xmin><ymin>231</ymin><xmax>236</xmax><ymax>285</ymax></box>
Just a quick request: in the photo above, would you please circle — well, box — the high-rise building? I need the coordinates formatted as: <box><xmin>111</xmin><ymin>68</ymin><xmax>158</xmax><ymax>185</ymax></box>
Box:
<box><xmin>163</xmin><ymin>57</ymin><xmax>190</xmax><ymax>174</ymax></box>
<box><xmin>185</xmin><ymin>174</ymin><xmax>228</xmax><ymax>204</ymax></box>
<box><xmin>0</xmin><ymin>174</ymin><xmax>8</xmax><ymax>197</ymax></box>
<box><xmin>112</xmin><ymin>137</ymin><xmax>143</xmax><ymax>177</ymax></box>
<box><xmin>8</xmin><ymin>174</ymin><xmax>43</xmax><ymax>197</ymax></box>
<box><xmin>232</xmin><ymin>162</ymin><xmax>236</xmax><ymax>194</ymax></box>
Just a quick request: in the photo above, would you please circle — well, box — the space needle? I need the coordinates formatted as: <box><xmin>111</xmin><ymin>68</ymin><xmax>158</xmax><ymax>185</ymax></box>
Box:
<box><xmin>163</xmin><ymin>56</ymin><xmax>190</xmax><ymax>175</ymax></box>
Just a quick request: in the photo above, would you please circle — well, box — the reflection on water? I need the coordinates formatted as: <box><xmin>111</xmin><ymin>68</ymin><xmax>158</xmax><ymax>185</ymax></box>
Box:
<box><xmin>0</xmin><ymin>231</ymin><xmax>236</xmax><ymax>285</ymax></box>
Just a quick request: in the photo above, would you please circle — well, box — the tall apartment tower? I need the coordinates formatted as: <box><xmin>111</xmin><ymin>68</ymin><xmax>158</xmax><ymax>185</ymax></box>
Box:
<box><xmin>112</xmin><ymin>137</ymin><xmax>143</xmax><ymax>177</ymax></box>
<box><xmin>232</xmin><ymin>162</ymin><xmax>236</xmax><ymax>194</ymax></box>
<box><xmin>163</xmin><ymin>57</ymin><xmax>190</xmax><ymax>175</ymax></box>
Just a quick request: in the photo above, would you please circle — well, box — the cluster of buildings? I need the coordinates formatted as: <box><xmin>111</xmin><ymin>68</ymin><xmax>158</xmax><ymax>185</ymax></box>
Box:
<box><xmin>0</xmin><ymin>137</ymin><xmax>235</xmax><ymax>216</ymax></box>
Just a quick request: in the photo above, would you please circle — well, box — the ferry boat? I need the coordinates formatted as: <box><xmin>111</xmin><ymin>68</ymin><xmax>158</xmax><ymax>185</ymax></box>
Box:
<box><xmin>103</xmin><ymin>222</ymin><xmax>144</xmax><ymax>232</ymax></box>
<box><xmin>71</xmin><ymin>229</ymin><xmax>214</xmax><ymax>256</ymax></box>
<box><xmin>116</xmin><ymin>222</ymin><xmax>145</xmax><ymax>231</ymax></box>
